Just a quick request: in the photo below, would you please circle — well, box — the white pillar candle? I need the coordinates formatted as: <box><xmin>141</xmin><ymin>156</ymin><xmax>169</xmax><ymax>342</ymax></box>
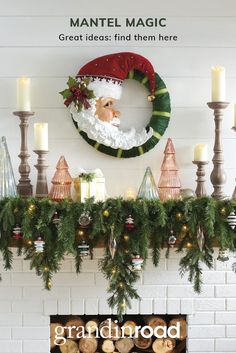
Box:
<box><xmin>194</xmin><ymin>144</ymin><xmax>208</xmax><ymax>162</ymax></box>
<box><xmin>234</xmin><ymin>103</ymin><xmax>236</xmax><ymax>127</ymax></box>
<box><xmin>34</xmin><ymin>123</ymin><xmax>48</xmax><ymax>150</ymax></box>
<box><xmin>17</xmin><ymin>77</ymin><xmax>31</xmax><ymax>111</ymax></box>
<box><xmin>211</xmin><ymin>66</ymin><xmax>225</xmax><ymax>102</ymax></box>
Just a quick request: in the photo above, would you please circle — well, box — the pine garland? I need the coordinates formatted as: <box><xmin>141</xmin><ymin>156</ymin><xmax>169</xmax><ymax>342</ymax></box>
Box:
<box><xmin>0</xmin><ymin>196</ymin><xmax>236</xmax><ymax>320</ymax></box>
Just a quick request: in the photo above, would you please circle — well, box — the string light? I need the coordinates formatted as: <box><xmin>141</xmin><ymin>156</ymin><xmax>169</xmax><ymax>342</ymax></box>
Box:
<box><xmin>124</xmin><ymin>234</ymin><xmax>129</xmax><ymax>241</ymax></box>
<box><xmin>119</xmin><ymin>282</ymin><xmax>124</xmax><ymax>288</ymax></box>
<box><xmin>125</xmin><ymin>249</ymin><xmax>129</xmax><ymax>254</ymax></box>
<box><xmin>28</xmin><ymin>204</ymin><xmax>35</xmax><ymax>213</ymax></box>
<box><xmin>176</xmin><ymin>212</ymin><xmax>183</xmax><ymax>220</ymax></box>
<box><xmin>220</xmin><ymin>207</ymin><xmax>226</xmax><ymax>216</ymax></box>
<box><xmin>78</xmin><ymin>230</ymin><xmax>84</xmax><ymax>236</ymax></box>
<box><xmin>182</xmin><ymin>224</ymin><xmax>188</xmax><ymax>232</ymax></box>
<box><xmin>44</xmin><ymin>266</ymin><xmax>49</xmax><ymax>272</ymax></box>
<box><xmin>186</xmin><ymin>242</ymin><xmax>192</xmax><ymax>248</ymax></box>
<box><xmin>47</xmin><ymin>281</ymin><xmax>52</xmax><ymax>289</ymax></box>
<box><xmin>27</xmin><ymin>240</ymin><xmax>32</xmax><ymax>246</ymax></box>
<box><xmin>111</xmin><ymin>268</ymin><xmax>116</xmax><ymax>275</ymax></box>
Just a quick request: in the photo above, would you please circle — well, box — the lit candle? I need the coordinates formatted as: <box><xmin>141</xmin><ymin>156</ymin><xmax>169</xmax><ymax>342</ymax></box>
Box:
<box><xmin>17</xmin><ymin>77</ymin><xmax>31</xmax><ymax>111</ymax></box>
<box><xmin>125</xmin><ymin>188</ymin><xmax>136</xmax><ymax>200</ymax></box>
<box><xmin>211</xmin><ymin>66</ymin><xmax>225</xmax><ymax>102</ymax></box>
<box><xmin>194</xmin><ymin>144</ymin><xmax>208</xmax><ymax>162</ymax></box>
<box><xmin>34</xmin><ymin>123</ymin><xmax>48</xmax><ymax>150</ymax></box>
<box><xmin>234</xmin><ymin>103</ymin><xmax>236</xmax><ymax>128</ymax></box>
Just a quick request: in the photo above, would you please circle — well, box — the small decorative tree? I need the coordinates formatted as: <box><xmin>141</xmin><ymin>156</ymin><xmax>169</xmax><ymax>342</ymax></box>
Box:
<box><xmin>158</xmin><ymin>138</ymin><xmax>181</xmax><ymax>201</ymax></box>
<box><xmin>0</xmin><ymin>136</ymin><xmax>17</xmax><ymax>199</ymax></box>
<box><xmin>49</xmin><ymin>156</ymin><xmax>72</xmax><ymax>201</ymax></box>
<box><xmin>137</xmin><ymin>167</ymin><xmax>159</xmax><ymax>200</ymax></box>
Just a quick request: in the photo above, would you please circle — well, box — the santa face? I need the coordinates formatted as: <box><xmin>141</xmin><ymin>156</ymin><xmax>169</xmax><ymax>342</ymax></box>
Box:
<box><xmin>69</xmin><ymin>97</ymin><xmax>153</xmax><ymax>150</ymax></box>
<box><xmin>95</xmin><ymin>97</ymin><xmax>120</xmax><ymax>126</ymax></box>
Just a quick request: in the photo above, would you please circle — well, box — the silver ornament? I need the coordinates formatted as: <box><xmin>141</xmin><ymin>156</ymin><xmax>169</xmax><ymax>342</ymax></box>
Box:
<box><xmin>109</xmin><ymin>225</ymin><xmax>117</xmax><ymax>259</ymax></box>
<box><xmin>197</xmin><ymin>225</ymin><xmax>205</xmax><ymax>251</ymax></box>
<box><xmin>168</xmin><ymin>230</ymin><xmax>176</xmax><ymax>248</ymax></box>
<box><xmin>227</xmin><ymin>211</ymin><xmax>236</xmax><ymax>230</ymax></box>
<box><xmin>180</xmin><ymin>188</ymin><xmax>196</xmax><ymax>198</ymax></box>
<box><xmin>78</xmin><ymin>211</ymin><xmax>91</xmax><ymax>228</ymax></box>
<box><xmin>217</xmin><ymin>248</ymin><xmax>229</xmax><ymax>262</ymax></box>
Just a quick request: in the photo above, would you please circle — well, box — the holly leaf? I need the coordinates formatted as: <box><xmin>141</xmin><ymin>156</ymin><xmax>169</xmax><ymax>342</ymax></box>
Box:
<box><xmin>59</xmin><ymin>89</ymin><xmax>72</xmax><ymax>99</ymax></box>
<box><xmin>67</xmin><ymin>76</ymin><xmax>77</xmax><ymax>87</ymax></box>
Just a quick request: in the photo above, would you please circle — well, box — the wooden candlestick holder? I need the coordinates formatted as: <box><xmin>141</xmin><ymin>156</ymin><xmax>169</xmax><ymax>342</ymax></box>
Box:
<box><xmin>34</xmin><ymin>150</ymin><xmax>49</xmax><ymax>199</ymax></box>
<box><xmin>13</xmin><ymin>111</ymin><xmax>34</xmax><ymax>198</ymax></box>
<box><xmin>207</xmin><ymin>102</ymin><xmax>229</xmax><ymax>200</ymax></box>
<box><xmin>193</xmin><ymin>161</ymin><xmax>209</xmax><ymax>197</ymax></box>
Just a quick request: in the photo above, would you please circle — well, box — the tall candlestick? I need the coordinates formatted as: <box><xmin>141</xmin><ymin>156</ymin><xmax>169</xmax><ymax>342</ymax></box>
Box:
<box><xmin>13</xmin><ymin>111</ymin><xmax>34</xmax><ymax>198</ymax></box>
<box><xmin>34</xmin><ymin>123</ymin><xmax>48</xmax><ymax>151</ymax></box>
<box><xmin>17</xmin><ymin>77</ymin><xmax>31</xmax><ymax>111</ymax></box>
<box><xmin>207</xmin><ymin>101</ymin><xmax>229</xmax><ymax>199</ymax></box>
<box><xmin>194</xmin><ymin>144</ymin><xmax>208</xmax><ymax>162</ymax></box>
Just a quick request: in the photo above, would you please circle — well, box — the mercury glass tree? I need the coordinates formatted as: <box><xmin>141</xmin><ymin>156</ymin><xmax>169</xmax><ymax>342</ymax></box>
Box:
<box><xmin>0</xmin><ymin>136</ymin><xmax>17</xmax><ymax>199</ymax></box>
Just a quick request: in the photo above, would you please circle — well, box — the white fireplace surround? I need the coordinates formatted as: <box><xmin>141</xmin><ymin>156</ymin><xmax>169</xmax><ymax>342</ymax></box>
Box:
<box><xmin>0</xmin><ymin>248</ymin><xmax>236</xmax><ymax>353</ymax></box>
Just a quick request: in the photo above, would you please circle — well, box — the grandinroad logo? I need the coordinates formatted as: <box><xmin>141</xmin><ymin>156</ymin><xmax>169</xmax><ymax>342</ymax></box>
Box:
<box><xmin>54</xmin><ymin>318</ymin><xmax>180</xmax><ymax>346</ymax></box>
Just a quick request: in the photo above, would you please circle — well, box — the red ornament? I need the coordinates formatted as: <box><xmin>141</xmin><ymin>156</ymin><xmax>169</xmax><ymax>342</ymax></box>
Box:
<box><xmin>12</xmin><ymin>225</ymin><xmax>22</xmax><ymax>240</ymax></box>
<box><xmin>125</xmin><ymin>215</ymin><xmax>135</xmax><ymax>231</ymax></box>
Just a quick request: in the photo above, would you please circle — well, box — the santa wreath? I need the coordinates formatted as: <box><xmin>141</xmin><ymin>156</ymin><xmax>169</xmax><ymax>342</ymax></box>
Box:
<box><xmin>60</xmin><ymin>52</ymin><xmax>171</xmax><ymax>158</ymax></box>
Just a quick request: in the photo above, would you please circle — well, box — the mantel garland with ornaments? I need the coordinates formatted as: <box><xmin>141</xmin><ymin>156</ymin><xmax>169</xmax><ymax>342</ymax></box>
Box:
<box><xmin>0</xmin><ymin>196</ymin><xmax>236</xmax><ymax>320</ymax></box>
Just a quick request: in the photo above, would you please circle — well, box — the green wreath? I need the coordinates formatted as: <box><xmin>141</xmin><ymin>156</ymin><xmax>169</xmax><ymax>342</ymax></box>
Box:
<box><xmin>61</xmin><ymin>69</ymin><xmax>171</xmax><ymax>158</ymax></box>
<box><xmin>76</xmin><ymin>70</ymin><xmax>170</xmax><ymax>158</ymax></box>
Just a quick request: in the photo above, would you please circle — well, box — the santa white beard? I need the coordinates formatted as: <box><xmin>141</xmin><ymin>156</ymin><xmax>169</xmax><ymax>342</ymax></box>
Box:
<box><xmin>69</xmin><ymin>99</ymin><xmax>153</xmax><ymax>150</ymax></box>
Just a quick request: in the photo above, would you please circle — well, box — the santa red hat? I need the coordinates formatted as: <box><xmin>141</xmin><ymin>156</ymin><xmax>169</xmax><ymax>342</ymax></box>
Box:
<box><xmin>77</xmin><ymin>52</ymin><xmax>156</xmax><ymax>100</ymax></box>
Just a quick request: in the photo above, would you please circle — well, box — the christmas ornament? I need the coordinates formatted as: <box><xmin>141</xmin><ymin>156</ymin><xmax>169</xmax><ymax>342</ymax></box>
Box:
<box><xmin>78</xmin><ymin>241</ymin><xmax>90</xmax><ymax>257</ymax></box>
<box><xmin>109</xmin><ymin>225</ymin><xmax>117</xmax><ymax>259</ymax></box>
<box><xmin>61</xmin><ymin>52</ymin><xmax>170</xmax><ymax>158</ymax></box>
<box><xmin>131</xmin><ymin>255</ymin><xmax>144</xmax><ymax>271</ymax></box>
<box><xmin>12</xmin><ymin>226</ymin><xmax>22</xmax><ymax>240</ymax></box>
<box><xmin>103</xmin><ymin>209</ymin><xmax>110</xmax><ymax>217</ymax></box>
<box><xmin>137</xmin><ymin>167</ymin><xmax>159</xmax><ymax>200</ymax></box>
<box><xmin>0</xmin><ymin>136</ymin><xmax>17</xmax><ymax>199</ymax></box>
<box><xmin>196</xmin><ymin>225</ymin><xmax>205</xmax><ymax>251</ymax></box>
<box><xmin>78</xmin><ymin>211</ymin><xmax>91</xmax><ymax>228</ymax></box>
<box><xmin>49</xmin><ymin>156</ymin><xmax>72</xmax><ymax>201</ymax></box>
<box><xmin>180</xmin><ymin>188</ymin><xmax>196</xmax><ymax>198</ymax></box>
<box><xmin>158</xmin><ymin>138</ymin><xmax>181</xmax><ymax>201</ymax></box>
<box><xmin>227</xmin><ymin>211</ymin><xmax>236</xmax><ymax>229</ymax></box>
<box><xmin>34</xmin><ymin>237</ymin><xmax>45</xmax><ymax>253</ymax></box>
<box><xmin>217</xmin><ymin>248</ymin><xmax>229</xmax><ymax>262</ymax></box>
<box><xmin>168</xmin><ymin>230</ymin><xmax>176</xmax><ymax>248</ymax></box>
<box><xmin>52</xmin><ymin>212</ymin><xmax>60</xmax><ymax>225</ymax></box>
<box><xmin>125</xmin><ymin>215</ymin><xmax>135</xmax><ymax>231</ymax></box>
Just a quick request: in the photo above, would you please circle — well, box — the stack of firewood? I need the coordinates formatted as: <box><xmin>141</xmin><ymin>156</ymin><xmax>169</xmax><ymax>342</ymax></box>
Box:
<box><xmin>50</xmin><ymin>316</ymin><xmax>186</xmax><ymax>353</ymax></box>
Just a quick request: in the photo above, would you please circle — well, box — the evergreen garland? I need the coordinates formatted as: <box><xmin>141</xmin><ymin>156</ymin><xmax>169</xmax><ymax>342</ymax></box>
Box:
<box><xmin>0</xmin><ymin>196</ymin><xmax>236</xmax><ymax>320</ymax></box>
